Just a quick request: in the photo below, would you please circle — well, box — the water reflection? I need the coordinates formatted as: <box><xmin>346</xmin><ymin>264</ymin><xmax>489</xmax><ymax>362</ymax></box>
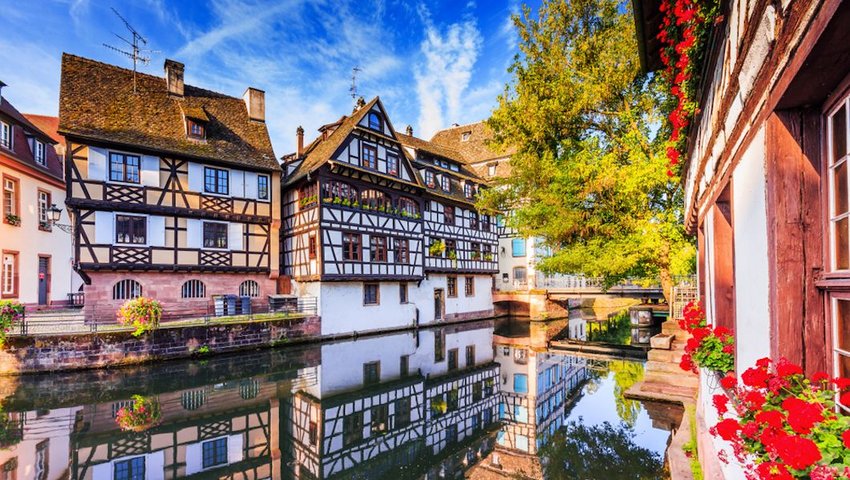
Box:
<box><xmin>0</xmin><ymin>319</ymin><xmax>675</xmax><ymax>479</ymax></box>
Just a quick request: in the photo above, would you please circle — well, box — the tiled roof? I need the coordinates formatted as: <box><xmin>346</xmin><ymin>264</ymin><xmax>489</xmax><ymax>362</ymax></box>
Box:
<box><xmin>430</xmin><ymin>121</ymin><xmax>516</xmax><ymax>164</ymax></box>
<box><xmin>23</xmin><ymin>114</ymin><xmax>62</xmax><ymax>144</ymax></box>
<box><xmin>58</xmin><ymin>53</ymin><xmax>279</xmax><ymax>171</ymax></box>
<box><xmin>0</xmin><ymin>99</ymin><xmax>64</xmax><ymax>183</ymax></box>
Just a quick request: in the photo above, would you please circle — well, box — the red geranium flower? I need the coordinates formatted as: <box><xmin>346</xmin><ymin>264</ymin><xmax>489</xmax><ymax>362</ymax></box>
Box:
<box><xmin>741</xmin><ymin>421</ymin><xmax>759</xmax><ymax>438</ymax></box>
<box><xmin>679</xmin><ymin>354</ymin><xmax>695</xmax><ymax>372</ymax></box>
<box><xmin>773</xmin><ymin>435</ymin><xmax>822</xmax><ymax>470</ymax></box>
<box><xmin>742</xmin><ymin>366</ymin><xmax>770</xmax><ymax>388</ymax></box>
<box><xmin>720</xmin><ymin>374</ymin><xmax>737</xmax><ymax>390</ymax></box>
<box><xmin>712</xmin><ymin>394</ymin><xmax>728</xmax><ymax>415</ymax></box>
<box><xmin>840</xmin><ymin>391</ymin><xmax>850</xmax><ymax>407</ymax></box>
<box><xmin>810</xmin><ymin>465</ymin><xmax>837</xmax><ymax>480</ymax></box>
<box><xmin>743</xmin><ymin>390</ymin><xmax>767</xmax><ymax>410</ymax></box>
<box><xmin>781</xmin><ymin>397</ymin><xmax>824</xmax><ymax>435</ymax></box>
<box><xmin>843</xmin><ymin>430</ymin><xmax>850</xmax><ymax>449</ymax></box>
<box><xmin>755</xmin><ymin>462</ymin><xmax>793</xmax><ymax>480</ymax></box>
<box><xmin>755</xmin><ymin>410</ymin><xmax>784</xmax><ymax>429</ymax></box>
<box><xmin>812</xmin><ymin>371</ymin><xmax>830</xmax><ymax>383</ymax></box>
<box><xmin>755</xmin><ymin>357</ymin><xmax>772</xmax><ymax>368</ymax></box>
<box><xmin>776</xmin><ymin>358</ymin><xmax>803</xmax><ymax>378</ymax></box>
<box><xmin>834</xmin><ymin>377</ymin><xmax>850</xmax><ymax>390</ymax></box>
<box><xmin>713</xmin><ymin>418</ymin><xmax>741</xmax><ymax>442</ymax></box>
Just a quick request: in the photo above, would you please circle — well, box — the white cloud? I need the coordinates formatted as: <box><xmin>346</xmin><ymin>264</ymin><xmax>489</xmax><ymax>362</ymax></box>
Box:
<box><xmin>414</xmin><ymin>6</ymin><xmax>483</xmax><ymax>138</ymax></box>
<box><xmin>0</xmin><ymin>39</ymin><xmax>62</xmax><ymax>115</ymax></box>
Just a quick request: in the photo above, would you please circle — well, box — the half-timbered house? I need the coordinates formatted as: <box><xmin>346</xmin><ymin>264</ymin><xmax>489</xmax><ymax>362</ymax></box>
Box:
<box><xmin>396</xmin><ymin>130</ymin><xmax>499</xmax><ymax>321</ymax></box>
<box><xmin>281</xmin><ymin>97</ymin><xmax>495</xmax><ymax>335</ymax></box>
<box><xmin>633</xmin><ymin>0</ymin><xmax>850</xmax><ymax>477</ymax></box>
<box><xmin>58</xmin><ymin>54</ymin><xmax>281</xmax><ymax>321</ymax></box>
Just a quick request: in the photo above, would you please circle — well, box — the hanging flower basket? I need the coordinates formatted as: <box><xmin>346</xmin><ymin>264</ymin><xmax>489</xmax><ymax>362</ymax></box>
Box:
<box><xmin>115</xmin><ymin>395</ymin><xmax>162</xmax><ymax>433</ymax></box>
<box><xmin>677</xmin><ymin>301</ymin><xmax>734</xmax><ymax>374</ymax></box>
<box><xmin>0</xmin><ymin>300</ymin><xmax>24</xmax><ymax>349</ymax></box>
<box><xmin>117</xmin><ymin>297</ymin><xmax>162</xmax><ymax>337</ymax></box>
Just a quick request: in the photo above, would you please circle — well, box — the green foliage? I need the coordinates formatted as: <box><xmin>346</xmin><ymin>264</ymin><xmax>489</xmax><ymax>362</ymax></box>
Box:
<box><xmin>429</xmin><ymin>240</ymin><xmax>446</xmax><ymax>257</ymax></box>
<box><xmin>608</xmin><ymin>360</ymin><xmax>645</xmax><ymax>427</ymax></box>
<box><xmin>117</xmin><ymin>297</ymin><xmax>162</xmax><ymax>337</ymax></box>
<box><xmin>0</xmin><ymin>300</ymin><xmax>24</xmax><ymax>348</ymax></box>
<box><xmin>478</xmin><ymin>0</ymin><xmax>695</xmax><ymax>301</ymax></box>
<box><xmin>683</xmin><ymin>405</ymin><xmax>704</xmax><ymax>480</ymax></box>
<box><xmin>691</xmin><ymin>332</ymin><xmax>734</xmax><ymax>373</ymax></box>
<box><xmin>0</xmin><ymin>405</ymin><xmax>22</xmax><ymax>450</ymax></box>
<box><xmin>115</xmin><ymin>395</ymin><xmax>162</xmax><ymax>432</ymax></box>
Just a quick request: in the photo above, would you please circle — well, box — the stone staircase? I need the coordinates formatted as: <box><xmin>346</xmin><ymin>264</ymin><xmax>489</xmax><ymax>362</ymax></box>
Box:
<box><xmin>627</xmin><ymin>319</ymin><xmax>699</xmax><ymax>403</ymax></box>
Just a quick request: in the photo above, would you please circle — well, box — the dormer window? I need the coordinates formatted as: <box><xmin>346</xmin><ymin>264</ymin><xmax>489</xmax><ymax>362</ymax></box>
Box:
<box><xmin>461</xmin><ymin>131</ymin><xmax>471</xmax><ymax>142</ymax></box>
<box><xmin>368</xmin><ymin>112</ymin><xmax>382</xmax><ymax>131</ymax></box>
<box><xmin>425</xmin><ymin>171</ymin><xmax>435</xmax><ymax>188</ymax></box>
<box><xmin>0</xmin><ymin>122</ymin><xmax>11</xmax><ymax>150</ymax></box>
<box><xmin>187</xmin><ymin>119</ymin><xmax>206</xmax><ymax>140</ymax></box>
<box><xmin>34</xmin><ymin>140</ymin><xmax>45</xmax><ymax>166</ymax></box>
<box><xmin>441</xmin><ymin>175</ymin><xmax>451</xmax><ymax>192</ymax></box>
<box><xmin>464</xmin><ymin>182</ymin><xmax>474</xmax><ymax>199</ymax></box>
<box><xmin>488</xmin><ymin>163</ymin><xmax>497</xmax><ymax>177</ymax></box>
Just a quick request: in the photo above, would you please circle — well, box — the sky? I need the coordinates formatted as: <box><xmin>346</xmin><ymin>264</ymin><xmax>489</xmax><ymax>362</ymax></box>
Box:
<box><xmin>0</xmin><ymin>0</ymin><xmax>535</xmax><ymax>158</ymax></box>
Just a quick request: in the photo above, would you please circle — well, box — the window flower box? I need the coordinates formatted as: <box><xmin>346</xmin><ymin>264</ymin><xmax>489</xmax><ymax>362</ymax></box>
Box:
<box><xmin>4</xmin><ymin>214</ymin><xmax>20</xmax><ymax>226</ymax></box>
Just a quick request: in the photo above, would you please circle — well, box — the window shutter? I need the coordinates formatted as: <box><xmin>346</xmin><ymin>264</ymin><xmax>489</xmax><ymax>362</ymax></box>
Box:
<box><xmin>141</xmin><ymin>155</ymin><xmax>161</xmax><ymax>187</ymax></box>
<box><xmin>230</xmin><ymin>170</ymin><xmax>245</xmax><ymax>198</ymax></box>
<box><xmin>186</xmin><ymin>219</ymin><xmax>201</xmax><ymax>249</ymax></box>
<box><xmin>88</xmin><ymin>147</ymin><xmax>107</xmax><ymax>181</ymax></box>
<box><xmin>184</xmin><ymin>443</ymin><xmax>202</xmax><ymax>475</ymax></box>
<box><xmin>228</xmin><ymin>434</ymin><xmax>244</xmax><ymax>463</ymax></box>
<box><xmin>148</xmin><ymin>216</ymin><xmax>165</xmax><ymax>247</ymax></box>
<box><xmin>228</xmin><ymin>223</ymin><xmax>243</xmax><ymax>251</ymax></box>
<box><xmin>244</xmin><ymin>172</ymin><xmax>258</xmax><ymax>199</ymax></box>
<box><xmin>95</xmin><ymin>211</ymin><xmax>114</xmax><ymax>243</ymax></box>
<box><xmin>146</xmin><ymin>451</ymin><xmax>165</xmax><ymax>480</ymax></box>
<box><xmin>188</xmin><ymin>162</ymin><xmax>203</xmax><ymax>192</ymax></box>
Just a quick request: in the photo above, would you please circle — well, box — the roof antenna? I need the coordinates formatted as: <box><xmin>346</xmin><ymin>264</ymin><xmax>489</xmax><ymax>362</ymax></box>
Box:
<box><xmin>103</xmin><ymin>7</ymin><xmax>157</xmax><ymax>94</ymax></box>
<box><xmin>349</xmin><ymin>66</ymin><xmax>362</xmax><ymax>101</ymax></box>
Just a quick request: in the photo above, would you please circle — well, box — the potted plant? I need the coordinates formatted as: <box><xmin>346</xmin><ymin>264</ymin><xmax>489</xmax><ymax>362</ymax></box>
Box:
<box><xmin>447</xmin><ymin>250</ymin><xmax>458</xmax><ymax>262</ymax></box>
<box><xmin>429</xmin><ymin>240</ymin><xmax>446</xmax><ymax>257</ymax></box>
<box><xmin>484</xmin><ymin>252</ymin><xmax>494</xmax><ymax>262</ymax></box>
<box><xmin>115</xmin><ymin>395</ymin><xmax>162</xmax><ymax>432</ymax></box>
<box><xmin>0</xmin><ymin>300</ymin><xmax>24</xmax><ymax>348</ymax></box>
<box><xmin>117</xmin><ymin>297</ymin><xmax>162</xmax><ymax>337</ymax></box>
<box><xmin>677</xmin><ymin>301</ymin><xmax>734</xmax><ymax>376</ymax></box>
<box><xmin>430</xmin><ymin>397</ymin><xmax>447</xmax><ymax>417</ymax></box>
<box><xmin>4</xmin><ymin>214</ymin><xmax>20</xmax><ymax>226</ymax></box>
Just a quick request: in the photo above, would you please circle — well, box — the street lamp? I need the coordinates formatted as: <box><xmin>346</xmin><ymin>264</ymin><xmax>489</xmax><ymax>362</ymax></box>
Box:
<box><xmin>48</xmin><ymin>204</ymin><xmax>73</xmax><ymax>234</ymax></box>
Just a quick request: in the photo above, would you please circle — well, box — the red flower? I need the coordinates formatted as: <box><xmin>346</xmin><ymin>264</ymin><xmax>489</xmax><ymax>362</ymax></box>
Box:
<box><xmin>719</xmin><ymin>374</ymin><xmax>737</xmax><ymax>390</ymax></box>
<box><xmin>834</xmin><ymin>377</ymin><xmax>850</xmax><ymax>390</ymax></box>
<box><xmin>840</xmin><ymin>391</ymin><xmax>850</xmax><ymax>407</ymax></box>
<box><xmin>781</xmin><ymin>397</ymin><xmax>824</xmax><ymax>434</ymax></box>
<box><xmin>756</xmin><ymin>357</ymin><xmax>772</xmax><ymax>368</ymax></box>
<box><xmin>742</xmin><ymin>366</ymin><xmax>770</xmax><ymax>388</ymax></box>
<box><xmin>679</xmin><ymin>354</ymin><xmax>695</xmax><ymax>372</ymax></box>
<box><xmin>812</xmin><ymin>371</ymin><xmax>830</xmax><ymax>383</ymax></box>
<box><xmin>744</xmin><ymin>390</ymin><xmax>767</xmax><ymax>410</ymax></box>
<box><xmin>759</xmin><ymin>425</ymin><xmax>787</xmax><ymax>450</ymax></box>
<box><xmin>810</xmin><ymin>465</ymin><xmax>837</xmax><ymax>480</ymax></box>
<box><xmin>767</xmin><ymin>376</ymin><xmax>789</xmax><ymax>395</ymax></box>
<box><xmin>667</xmin><ymin>169</ymin><xmax>675</xmax><ymax>178</ymax></box>
<box><xmin>775</xmin><ymin>358</ymin><xmax>803</xmax><ymax>378</ymax></box>
<box><xmin>722</xmin><ymin>344</ymin><xmax>734</xmax><ymax>354</ymax></box>
<box><xmin>755</xmin><ymin>462</ymin><xmax>793</xmax><ymax>480</ymax></box>
<box><xmin>741</xmin><ymin>421</ymin><xmax>759</xmax><ymax>438</ymax></box>
<box><xmin>713</xmin><ymin>326</ymin><xmax>732</xmax><ymax>337</ymax></box>
<box><xmin>773</xmin><ymin>435</ymin><xmax>822</xmax><ymax>470</ymax></box>
<box><xmin>712</xmin><ymin>394</ymin><xmax>728</xmax><ymax>415</ymax></box>
<box><xmin>713</xmin><ymin>418</ymin><xmax>741</xmax><ymax>441</ymax></box>
<box><xmin>685</xmin><ymin>337</ymin><xmax>701</xmax><ymax>352</ymax></box>
<box><xmin>755</xmin><ymin>410</ymin><xmax>784</xmax><ymax>429</ymax></box>
<box><xmin>843</xmin><ymin>430</ymin><xmax>850</xmax><ymax>449</ymax></box>
<box><xmin>691</xmin><ymin>326</ymin><xmax>710</xmax><ymax>343</ymax></box>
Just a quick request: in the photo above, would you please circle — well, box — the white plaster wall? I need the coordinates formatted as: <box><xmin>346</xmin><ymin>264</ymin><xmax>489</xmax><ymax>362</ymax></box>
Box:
<box><xmin>731</xmin><ymin>127</ymin><xmax>771</xmax><ymax>373</ymax></box>
<box><xmin>0</xmin><ymin>407</ymin><xmax>81</xmax><ymax>480</ymax></box>
<box><xmin>411</xmin><ymin>326</ymin><xmax>495</xmax><ymax>378</ymax></box>
<box><xmin>0</xmin><ymin>165</ymin><xmax>81</xmax><ymax>304</ymax></box>
<box><xmin>497</xmin><ymin>236</ymin><xmax>531</xmax><ymax>290</ymax></box>
<box><xmin>319</xmin><ymin>332</ymin><xmax>418</xmax><ymax>395</ymax></box>
<box><xmin>316</xmin><ymin>282</ymin><xmax>418</xmax><ymax>335</ymax></box>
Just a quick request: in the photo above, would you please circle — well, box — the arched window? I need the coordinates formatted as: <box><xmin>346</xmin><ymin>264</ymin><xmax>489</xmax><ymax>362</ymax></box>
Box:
<box><xmin>398</xmin><ymin>197</ymin><xmax>419</xmax><ymax>217</ymax></box>
<box><xmin>181</xmin><ymin>279</ymin><xmax>206</xmax><ymax>299</ymax></box>
<box><xmin>181</xmin><ymin>389</ymin><xmax>207</xmax><ymax>411</ymax></box>
<box><xmin>239</xmin><ymin>280</ymin><xmax>260</xmax><ymax>297</ymax></box>
<box><xmin>360</xmin><ymin>189</ymin><xmax>392</xmax><ymax>211</ymax></box>
<box><xmin>368</xmin><ymin>112</ymin><xmax>382</xmax><ymax>131</ymax></box>
<box><xmin>113</xmin><ymin>279</ymin><xmax>142</xmax><ymax>300</ymax></box>
<box><xmin>321</xmin><ymin>181</ymin><xmax>358</xmax><ymax>205</ymax></box>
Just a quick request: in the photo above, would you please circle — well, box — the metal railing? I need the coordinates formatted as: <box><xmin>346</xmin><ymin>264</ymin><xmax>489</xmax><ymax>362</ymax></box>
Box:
<box><xmin>536</xmin><ymin>275</ymin><xmax>604</xmax><ymax>290</ymax></box>
<box><xmin>7</xmin><ymin>296</ymin><xmax>318</xmax><ymax>336</ymax></box>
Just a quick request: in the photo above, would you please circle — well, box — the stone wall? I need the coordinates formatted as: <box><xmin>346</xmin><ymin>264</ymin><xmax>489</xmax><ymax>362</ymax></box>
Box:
<box><xmin>0</xmin><ymin>315</ymin><xmax>320</xmax><ymax>375</ymax></box>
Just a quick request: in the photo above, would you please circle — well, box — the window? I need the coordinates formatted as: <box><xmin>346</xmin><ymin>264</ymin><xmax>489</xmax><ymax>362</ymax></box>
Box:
<box><xmin>112</xmin><ymin>279</ymin><xmax>141</xmax><ymax>300</ymax></box>
<box><xmin>512</xmin><ymin>238</ymin><xmax>526</xmax><ymax>257</ymax></box>
<box><xmin>395</xmin><ymin>398</ymin><xmax>411</xmax><ymax>428</ymax></box>
<box><xmin>398</xmin><ymin>197</ymin><xmax>419</xmax><ymax>217</ymax></box>
<box><xmin>465</xmin><ymin>276</ymin><xmax>475</xmax><ymax>297</ymax></box>
<box><xmin>447</xmin><ymin>276</ymin><xmax>457</xmax><ymax>297</ymax></box>
<box><xmin>470</xmin><ymin>212</ymin><xmax>479</xmax><ymax>230</ymax></box>
<box><xmin>299</xmin><ymin>183</ymin><xmax>318</xmax><ymax>209</ymax></box>
<box><xmin>444</xmin><ymin>205</ymin><xmax>455</xmax><ymax>225</ymax></box>
<box><xmin>3</xmin><ymin>176</ymin><xmax>19</xmax><ymax>220</ymax></box>
<box><xmin>400</xmin><ymin>354</ymin><xmax>409</xmax><ymax>376</ymax></box>
<box><xmin>514</xmin><ymin>373</ymin><xmax>529</xmax><ymax>393</ymax></box>
<box><xmin>239</xmin><ymin>280</ymin><xmax>260</xmax><ymax>297</ymax></box>
<box><xmin>399</xmin><ymin>282</ymin><xmax>408</xmax><ymax>303</ymax></box>
<box><xmin>434</xmin><ymin>330</ymin><xmax>445</xmax><ymax>362</ymax></box>
<box><xmin>514</xmin><ymin>267</ymin><xmax>527</xmax><ymax>283</ymax></box>
<box><xmin>109</xmin><ymin>152</ymin><xmax>141</xmax><ymax>183</ymax></box>
<box><xmin>395</xmin><ymin>238</ymin><xmax>409</xmax><ymax>264</ymax></box>
<box><xmin>461</xmin><ymin>131</ymin><xmax>471</xmax><ymax>141</ymax></box>
<box><xmin>360</xmin><ymin>189</ymin><xmax>391</xmax><ymax>211</ymax></box>
<box><xmin>35</xmin><ymin>440</ymin><xmax>48</xmax><ymax>480</ymax></box>
<box><xmin>472</xmin><ymin>382</ymin><xmax>483</xmax><ymax>402</ymax></box>
<box><xmin>364</xmin><ymin>283</ymin><xmax>380</xmax><ymax>305</ymax></box>
<box><xmin>203</xmin><ymin>222</ymin><xmax>228</xmax><ymax>249</ymax></box>
<box><xmin>343</xmin><ymin>412</ymin><xmax>364</xmax><ymax>447</ymax></box>
<box><xmin>1</xmin><ymin>252</ymin><xmax>17</xmax><ymax>298</ymax></box>
<box><xmin>441</xmin><ymin>175</ymin><xmax>451</xmax><ymax>192</ymax></box>
<box><xmin>363</xmin><ymin>361</ymin><xmax>380</xmax><ymax>385</ymax></box>
<box><xmin>831</xmin><ymin>102</ymin><xmax>850</xmax><ymax>269</ymax></box>
<box><xmin>425</xmin><ymin>171</ymin><xmax>435</xmax><ymax>188</ymax></box>
<box><xmin>362</xmin><ymin>144</ymin><xmax>378</xmax><ymax>170</ymax></box>
<box><xmin>387</xmin><ymin>154</ymin><xmax>399</xmax><ymax>177</ymax></box>
<box><xmin>204</xmin><ymin>167</ymin><xmax>229</xmax><ymax>195</ymax></box>
<box><xmin>181</xmin><ymin>279</ymin><xmax>206</xmax><ymax>298</ymax></box>
<box><xmin>464</xmin><ymin>183</ymin><xmax>474</xmax><ymax>199</ymax></box>
<box><xmin>482</xmin><ymin>214</ymin><xmax>490</xmax><ymax>232</ymax></box>
<box><xmin>343</xmin><ymin>233</ymin><xmax>362</xmax><ymax>261</ymax></box>
<box><xmin>37</xmin><ymin>190</ymin><xmax>51</xmax><ymax>230</ymax></box>
<box><xmin>0</xmin><ymin>122</ymin><xmax>10</xmax><ymax>149</ymax></box>
<box><xmin>116</xmin><ymin>215</ymin><xmax>147</xmax><ymax>244</ymax></box>
<box><xmin>448</xmin><ymin>348</ymin><xmax>458</xmax><ymax>371</ymax></box>
<box><xmin>187</xmin><ymin>119</ymin><xmax>205</xmax><ymax>139</ymax></box>
<box><xmin>322</xmin><ymin>181</ymin><xmax>358</xmax><ymax>204</ymax></box>
<box><xmin>114</xmin><ymin>457</ymin><xmax>145</xmax><ymax>480</ymax></box>
<box><xmin>447</xmin><ymin>388</ymin><xmax>459</xmax><ymax>411</ymax></box>
<box><xmin>202</xmin><ymin>438</ymin><xmax>228</xmax><ymax>469</ymax></box>
<box><xmin>488</xmin><ymin>163</ymin><xmax>497</xmax><ymax>177</ymax></box>
<box><xmin>466</xmin><ymin>345</ymin><xmax>475</xmax><ymax>367</ymax></box>
<box><xmin>368</xmin><ymin>112</ymin><xmax>382</xmax><ymax>131</ymax></box>
<box><xmin>470</xmin><ymin>242</ymin><xmax>480</xmax><ymax>260</ymax></box>
<box><xmin>308</xmin><ymin>236</ymin><xmax>317</xmax><ymax>259</ymax></box>
<box><xmin>445</xmin><ymin>240</ymin><xmax>456</xmax><ymax>259</ymax></box>
<box><xmin>371</xmin><ymin>404</ymin><xmax>388</xmax><ymax>433</ymax></box>
<box><xmin>370</xmin><ymin>236</ymin><xmax>387</xmax><ymax>262</ymax></box>
<box><xmin>34</xmin><ymin>141</ymin><xmax>45</xmax><ymax>166</ymax></box>
<box><xmin>257</xmin><ymin>175</ymin><xmax>269</xmax><ymax>200</ymax></box>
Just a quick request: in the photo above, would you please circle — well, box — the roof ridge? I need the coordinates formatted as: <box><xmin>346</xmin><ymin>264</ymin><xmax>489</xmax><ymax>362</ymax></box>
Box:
<box><xmin>431</xmin><ymin>120</ymin><xmax>486</xmax><ymax>136</ymax></box>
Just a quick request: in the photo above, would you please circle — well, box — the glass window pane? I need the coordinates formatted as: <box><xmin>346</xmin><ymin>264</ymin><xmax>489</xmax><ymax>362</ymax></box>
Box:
<box><xmin>839</xmin><ymin>353</ymin><xmax>850</xmax><ymax>380</ymax></box>
<box><xmin>836</xmin><ymin>161</ymin><xmax>849</xmax><ymax>215</ymax></box>
<box><xmin>837</xmin><ymin>217</ymin><xmax>850</xmax><ymax>269</ymax></box>
<box><xmin>837</xmin><ymin>300</ymin><xmax>850</xmax><ymax>352</ymax></box>
<box><xmin>834</xmin><ymin>105</ymin><xmax>847</xmax><ymax>162</ymax></box>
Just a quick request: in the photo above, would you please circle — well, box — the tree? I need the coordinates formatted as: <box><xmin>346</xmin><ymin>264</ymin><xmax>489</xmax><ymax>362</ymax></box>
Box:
<box><xmin>479</xmin><ymin>0</ymin><xmax>695</xmax><ymax>302</ymax></box>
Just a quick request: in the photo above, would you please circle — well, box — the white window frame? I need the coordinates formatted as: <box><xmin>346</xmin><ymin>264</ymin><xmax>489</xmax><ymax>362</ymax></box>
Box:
<box><xmin>35</xmin><ymin>140</ymin><xmax>45</xmax><ymax>166</ymax></box>
<box><xmin>38</xmin><ymin>190</ymin><xmax>50</xmax><ymax>225</ymax></box>
<box><xmin>257</xmin><ymin>174</ymin><xmax>270</xmax><ymax>201</ymax></box>
<box><xmin>2</xmin><ymin>253</ymin><xmax>16</xmax><ymax>296</ymax></box>
<box><xmin>114</xmin><ymin>213</ymin><xmax>149</xmax><ymax>246</ymax></box>
<box><xmin>0</xmin><ymin>122</ymin><xmax>11</xmax><ymax>150</ymax></box>
<box><xmin>203</xmin><ymin>166</ymin><xmax>231</xmax><ymax>197</ymax></box>
<box><xmin>3</xmin><ymin>177</ymin><xmax>17</xmax><ymax>217</ymax></box>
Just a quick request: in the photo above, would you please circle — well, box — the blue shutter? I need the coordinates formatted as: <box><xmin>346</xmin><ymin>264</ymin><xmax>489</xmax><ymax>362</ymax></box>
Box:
<box><xmin>511</xmin><ymin>238</ymin><xmax>526</xmax><ymax>257</ymax></box>
<box><xmin>513</xmin><ymin>374</ymin><xmax>528</xmax><ymax>393</ymax></box>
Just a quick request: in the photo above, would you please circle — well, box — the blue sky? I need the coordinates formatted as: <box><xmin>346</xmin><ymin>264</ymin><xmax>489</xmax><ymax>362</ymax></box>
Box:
<box><xmin>0</xmin><ymin>0</ymin><xmax>534</xmax><ymax>157</ymax></box>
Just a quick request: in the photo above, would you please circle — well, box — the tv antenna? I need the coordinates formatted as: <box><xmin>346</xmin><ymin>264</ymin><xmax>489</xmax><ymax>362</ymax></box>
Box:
<box><xmin>103</xmin><ymin>8</ymin><xmax>156</xmax><ymax>93</ymax></box>
<box><xmin>349</xmin><ymin>66</ymin><xmax>362</xmax><ymax>100</ymax></box>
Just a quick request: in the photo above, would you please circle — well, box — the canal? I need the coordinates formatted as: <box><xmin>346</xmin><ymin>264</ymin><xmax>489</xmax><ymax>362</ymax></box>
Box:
<box><xmin>0</xmin><ymin>318</ymin><xmax>677</xmax><ymax>479</ymax></box>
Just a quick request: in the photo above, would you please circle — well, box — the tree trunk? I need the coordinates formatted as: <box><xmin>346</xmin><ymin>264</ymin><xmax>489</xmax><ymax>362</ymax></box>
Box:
<box><xmin>659</xmin><ymin>268</ymin><xmax>673</xmax><ymax>305</ymax></box>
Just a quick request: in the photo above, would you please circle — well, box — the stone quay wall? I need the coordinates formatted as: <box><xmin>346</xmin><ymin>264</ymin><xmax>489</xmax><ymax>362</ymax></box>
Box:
<box><xmin>0</xmin><ymin>314</ymin><xmax>320</xmax><ymax>375</ymax></box>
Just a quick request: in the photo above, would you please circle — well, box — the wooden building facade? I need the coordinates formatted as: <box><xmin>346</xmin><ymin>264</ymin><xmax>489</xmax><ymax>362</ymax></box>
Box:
<box><xmin>58</xmin><ymin>54</ymin><xmax>281</xmax><ymax>321</ymax></box>
<box><xmin>634</xmin><ymin>0</ymin><xmax>850</xmax><ymax>477</ymax></box>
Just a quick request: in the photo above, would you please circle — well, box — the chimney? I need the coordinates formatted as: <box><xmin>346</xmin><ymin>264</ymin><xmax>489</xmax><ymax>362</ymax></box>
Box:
<box><xmin>451</xmin><ymin>123</ymin><xmax>459</xmax><ymax>127</ymax></box>
<box><xmin>405</xmin><ymin>125</ymin><xmax>413</xmax><ymax>136</ymax></box>
<box><xmin>164</xmin><ymin>59</ymin><xmax>184</xmax><ymax>97</ymax></box>
<box><xmin>296</xmin><ymin>126</ymin><xmax>304</xmax><ymax>156</ymax></box>
<box><xmin>0</xmin><ymin>80</ymin><xmax>6</xmax><ymax>100</ymax></box>
<box><xmin>243</xmin><ymin>87</ymin><xmax>265</xmax><ymax>122</ymax></box>
<box><xmin>353</xmin><ymin>96</ymin><xmax>366</xmax><ymax>112</ymax></box>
